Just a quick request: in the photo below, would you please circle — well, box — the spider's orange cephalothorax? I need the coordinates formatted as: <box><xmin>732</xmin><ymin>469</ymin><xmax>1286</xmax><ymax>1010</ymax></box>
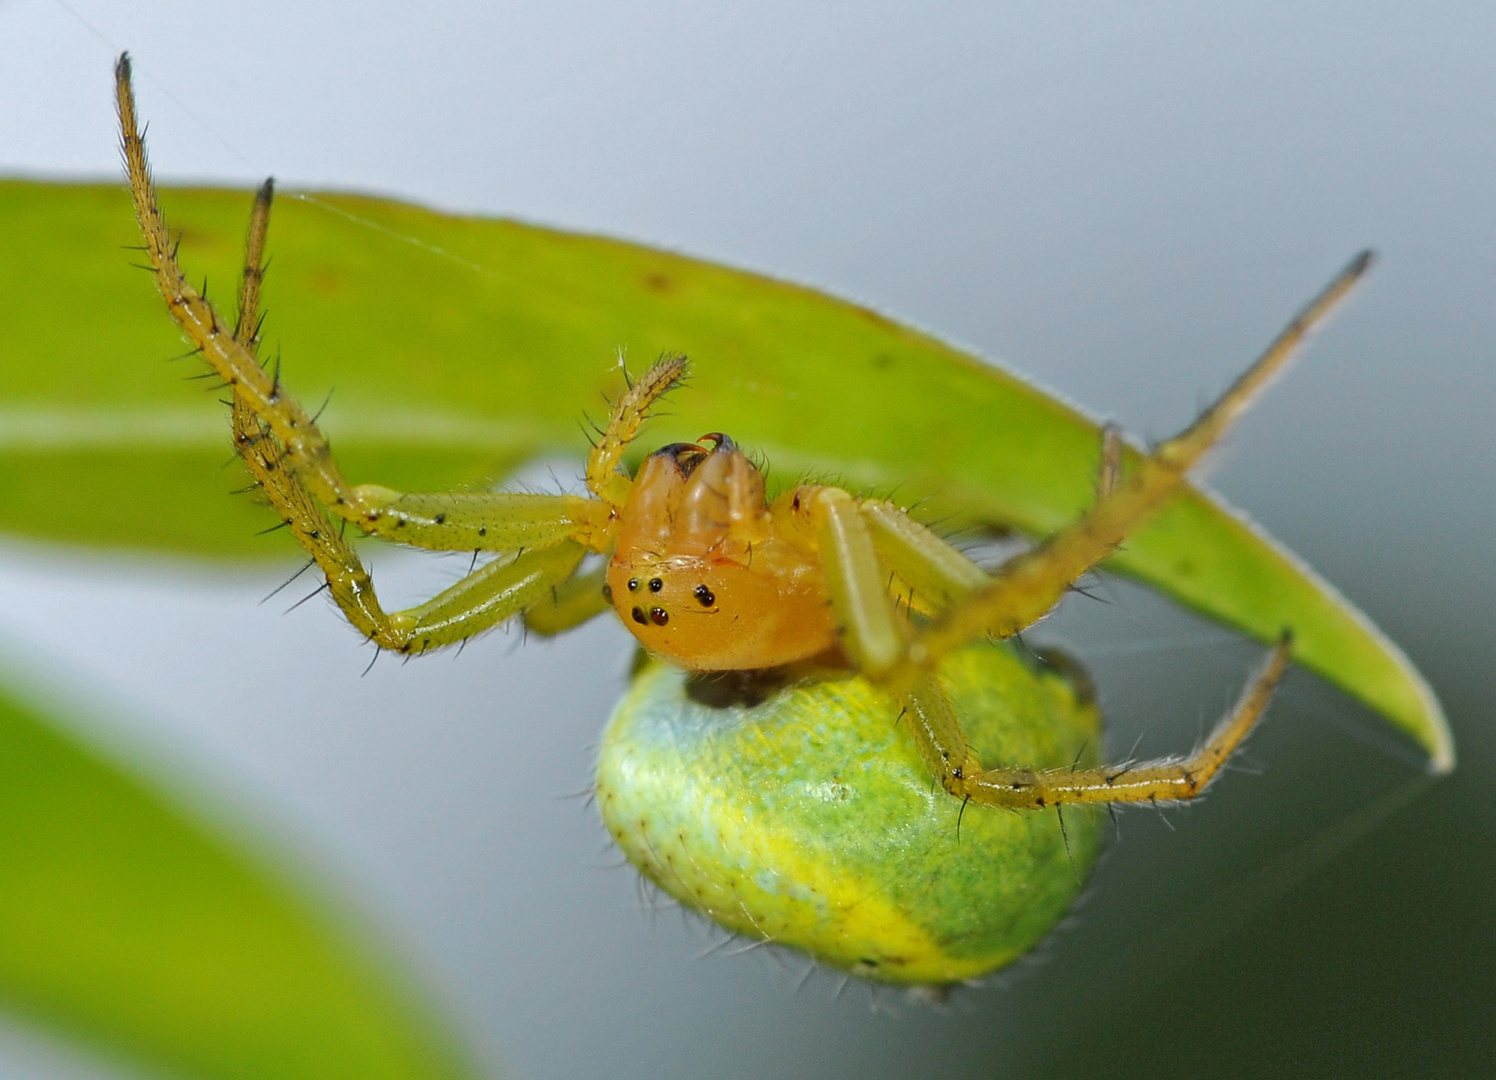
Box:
<box><xmin>606</xmin><ymin>436</ymin><xmax>838</xmax><ymax>670</ymax></box>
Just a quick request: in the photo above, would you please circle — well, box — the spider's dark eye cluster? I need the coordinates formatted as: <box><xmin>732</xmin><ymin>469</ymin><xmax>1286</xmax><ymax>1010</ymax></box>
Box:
<box><xmin>625</xmin><ymin>576</ymin><xmax>671</xmax><ymax>626</ymax></box>
<box><xmin>693</xmin><ymin>584</ymin><xmax>715</xmax><ymax>607</ymax></box>
<box><xmin>631</xmin><ymin>605</ymin><xmax>669</xmax><ymax>626</ymax></box>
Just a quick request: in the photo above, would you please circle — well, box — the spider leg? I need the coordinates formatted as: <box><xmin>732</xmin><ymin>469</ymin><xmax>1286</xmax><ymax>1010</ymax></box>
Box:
<box><xmin>849</xmin><ymin>417</ymin><xmax>1126</xmax><ymax>622</ymax></box>
<box><xmin>805</xmin><ymin>489</ymin><xmax>978</xmax><ymax>782</ymax></box>
<box><xmin>943</xmin><ymin>635</ymin><xmax>1291</xmax><ymax>808</ymax></box>
<box><xmin>119</xmin><ymin>56</ymin><xmax>361</xmax><ymax>523</ymax></box>
<box><xmin>115</xmin><ymin>56</ymin><xmax>605</xmax><ymax>557</ymax></box>
<box><xmin>222</xmin><ymin>175</ymin><xmax>398</xmax><ymax>640</ymax></box>
<box><xmin>807</xmin><ymin>267</ymin><xmax>1336</xmax><ymax>806</ymax></box>
<box><xmin>849</xmin><ymin>587</ymin><xmax>1290</xmax><ymax>808</ymax></box>
<box><xmin>818</xmin><ymin>491</ymin><xmax>1294</xmax><ymax>807</ymax></box>
<box><xmin>341</xmin><ymin>488</ymin><xmax>601</xmax><ymax>551</ymax></box>
<box><xmin>814</xmin><ymin>456</ymin><xmax>1297</xmax><ymax>808</ymax></box>
<box><xmin>811</xmin><ymin>488</ymin><xmax>906</xmax><ymax>676</ymax></box>
<box><xmin>116</xmin><ymin>55</ymin><xmax>607</xmax><ymax>653</ymax></box>
<box><xmin>585</xmin><ymin>355</ymin><xmax>689</xmax><ymax>506</ymax></box>
<box><xmin>890</xmin><ymin>251</ymin><xmax>1372</xmax><ymax>687</ymax></box>
<box><xmin>523</xmin><ymin>562</ymin><xmax>613</xmax><ymax>636</ymax></box>
<box><xmin>340</xmin><ymin>351</ymin><xmax>687</xmax><ymax>551</ymax></box>
<box><xmin>233</xmin><ymin>177</ymin><xmax>272</xmax><ymax>346</ymax></box>
<box><xmin>860</xmin><ymin>501</ymin><xmax>989</xmax><ymax>616</ymax></box>
<box><xmin>387</xmin><ymin>541</ymin><xmax>587</xmax><ymax>653</ymax></box>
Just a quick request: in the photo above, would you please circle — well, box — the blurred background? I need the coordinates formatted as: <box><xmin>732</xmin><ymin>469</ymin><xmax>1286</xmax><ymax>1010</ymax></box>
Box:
<box><xmin>0</xmin><ymin>0</ymin><xmax>1493</xmax><ymax>1077</ymax></box>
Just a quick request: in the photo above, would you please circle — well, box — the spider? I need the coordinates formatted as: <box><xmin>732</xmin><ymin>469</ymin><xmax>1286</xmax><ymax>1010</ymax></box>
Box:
<box><xmin>114</xmin><ymin>54</ymin><xmax>1367</xmax><ymax>818</ymax></box>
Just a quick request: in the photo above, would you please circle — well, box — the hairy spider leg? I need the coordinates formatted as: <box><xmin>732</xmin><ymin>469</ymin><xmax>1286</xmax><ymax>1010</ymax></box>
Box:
<box><xmin>799</xmin><ymin>421</ymin><xmax>1127</xmax><ymax>661</ymax></box>
<box><xmin>523</xmin><ymin>357</ymin><xmax>690</xmax><ymax>635</ymax></box>
<box><xmin>224</xmin><ymin>178</ymin><xmax>391</xmax><ymax>637</ymax></box>
<box><xmin>115</xmin><ymin>53</ymin><xmax>684</xmax><ymax>653</ymax></box>
<box><xmin>809</xmin><ymin>253</ymin><xmax>1370</xmax><ymax>806</ymax></box>
<box><xmin>522</xmin><ymin>563</ymin><xmax>613</xmax><ymax>636</ymax></box>
<box><xmin>907</xmin><ymin>250</ymin><xmax>1372</xmax><ymax>677</ymax></box>
<box><xmin>115</xmin><ymin>58</ymin><xmax>602</xmax><ymax>551</ymax></box>
<box><xmin>950</xmin><ymin>636</ymin><xmax>1292</xmax><ymax>808</ymax></box>
<box><xmin>584</xmin><ymin>357</ymin><xmax>690</xmax><ymax>506</ymax></box>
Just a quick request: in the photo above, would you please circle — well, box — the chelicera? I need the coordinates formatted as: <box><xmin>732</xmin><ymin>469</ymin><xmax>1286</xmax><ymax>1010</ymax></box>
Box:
<box><xmin>115</xmin><ymin>55</ymin><xmax>1372</xmax><ymax>813</ymax></box>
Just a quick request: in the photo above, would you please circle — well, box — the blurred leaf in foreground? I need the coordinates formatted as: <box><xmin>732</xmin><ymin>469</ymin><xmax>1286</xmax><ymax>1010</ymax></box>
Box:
<box><xmin>0</xmin><ymin>678</ymin><xmax>477</xmax><ymax>1080</ymax></box>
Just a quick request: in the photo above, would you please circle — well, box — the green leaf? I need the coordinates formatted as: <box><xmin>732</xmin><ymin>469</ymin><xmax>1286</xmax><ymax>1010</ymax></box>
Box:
<box><xmin>0</xmin><ymin>677</ymin><xmax>477</xmax><ymax>1080</ymax></box>
<box><xmin>0</xmin><ymin>177</ymin><xmax>1450</xmax><ymax>769</ymax></box>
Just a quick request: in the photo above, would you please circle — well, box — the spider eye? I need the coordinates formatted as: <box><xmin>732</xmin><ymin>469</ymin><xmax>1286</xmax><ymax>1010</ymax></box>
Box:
<box><xmin>631</xmin><ymin>606</ymin><xmax>648</xmax><ymax>625</ymax></box>
<box><xmin>650</xmin><ymin>607</ymin><xmax>669</xmax><ymax>626</ymax></box>
<box><xmin>648</xmin><ymin>578</ymin><xmax>663</xmax><ymax>592</ymax></box>
<box><xmin>627</xmin><ymin>578</ymin><xmax>639</xmax><ymax>592</ymax></box>
<box><xmin>693</xmin><ymin>584</ymin><xmax>715</xmax><ymax>607</ymax></box>
<box><xmin>602</xmin><ymin>583</ymin><xmax>614</xmax><ymax>603</ymax></box>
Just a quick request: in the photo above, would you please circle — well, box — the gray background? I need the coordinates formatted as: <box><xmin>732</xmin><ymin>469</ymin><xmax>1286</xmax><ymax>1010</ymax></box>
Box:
<box><xmin>0</xmin><ymin>1</ymin><xmax>1493</xmax><ymax>1077</ymax></box>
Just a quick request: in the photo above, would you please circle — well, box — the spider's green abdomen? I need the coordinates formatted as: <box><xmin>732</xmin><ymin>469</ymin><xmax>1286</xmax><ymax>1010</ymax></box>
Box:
<box><xmin>597</xmin><ymin>644</ymin><xmax>1104</xmax><ymax>986</ymax></box>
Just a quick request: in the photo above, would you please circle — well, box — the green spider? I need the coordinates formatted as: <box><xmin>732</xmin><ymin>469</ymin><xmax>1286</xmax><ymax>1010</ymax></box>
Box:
<box><xmin>116</xmin><ymin>54</ymin><xmax>1374</xmax><ymax>985</ymax></box>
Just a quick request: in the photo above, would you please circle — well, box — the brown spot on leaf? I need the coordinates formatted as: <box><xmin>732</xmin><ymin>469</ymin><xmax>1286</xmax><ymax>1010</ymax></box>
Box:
<box><xmin>641</xmin><ymin>270</ymin><xmax>675</xmax><ymax>293</ymax></box>
<box><xmin>309</xmin><ymin>266</ymin><xmax>348</xmax><ymax>295</ymax></box>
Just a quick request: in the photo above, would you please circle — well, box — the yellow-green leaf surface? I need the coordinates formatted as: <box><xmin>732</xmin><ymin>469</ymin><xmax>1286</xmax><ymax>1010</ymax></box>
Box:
<box><xmin>0</xmin><ymin>679</ymin><xmax>476</xmax><ymax>1080</ymax></box>
<box><xmin>0</xmin><ymin>178</ymin><xmax>1450</xmax><ymax>772</ymax></box>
